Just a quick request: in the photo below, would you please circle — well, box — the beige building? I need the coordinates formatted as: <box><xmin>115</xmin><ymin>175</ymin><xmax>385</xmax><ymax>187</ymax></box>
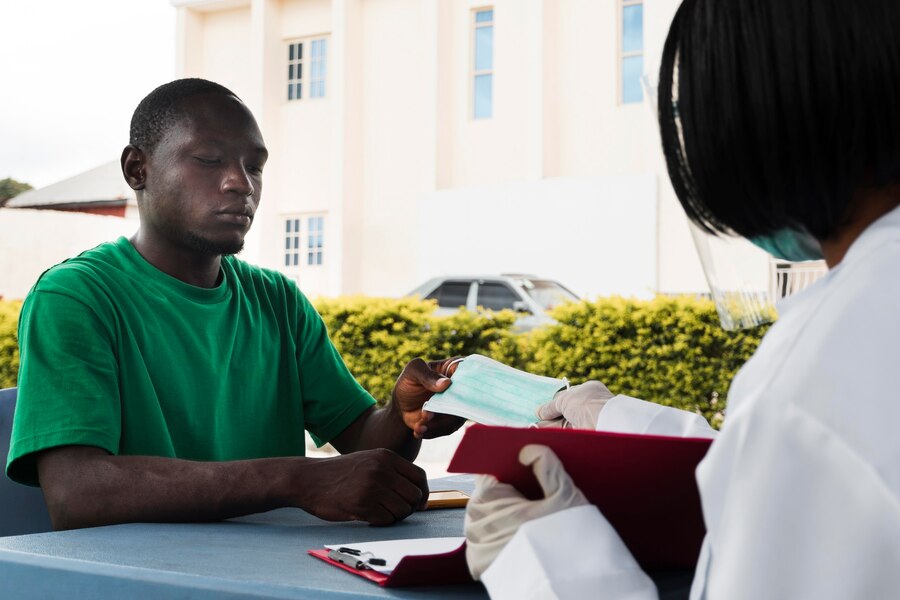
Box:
<box><xmin>171</xmin><ymin>0</ymin><xmax>711</xmax><ymax>299</ymax></box>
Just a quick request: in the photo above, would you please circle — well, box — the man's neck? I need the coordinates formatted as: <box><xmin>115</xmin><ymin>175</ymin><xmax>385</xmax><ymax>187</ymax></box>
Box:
<box><xmin>129</xmin><ymin>232</ymin><xmax>223</xmax><ymax>289</ymax></box>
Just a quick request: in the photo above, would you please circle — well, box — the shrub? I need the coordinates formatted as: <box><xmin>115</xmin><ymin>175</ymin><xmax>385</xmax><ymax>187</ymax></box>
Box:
<box><xmin>522</xmin><ymin>296</ymin><xmax>768</xmax><ymax>427</ymax></box>
<box><xmin>314</xmin><ymin>296</ymin><xmax>519</xmax><ymax>403</ymax></box>
<box><xmin>0</xmin><ymin>295</ymin><xmax>768</xmax><ymax>424</ymax></box>
<box><xmin>0</xmin><ymin>300</ymin><xmax>21</xmax><ymax>389</ymax></box>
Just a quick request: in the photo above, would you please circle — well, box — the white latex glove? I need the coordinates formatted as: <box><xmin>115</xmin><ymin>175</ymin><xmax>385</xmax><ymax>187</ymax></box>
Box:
<box><xmin>464</xmin><ymin>444</ymin><xmax>589</xmax><ymax>580</ymax></box>
<box><xmin>535</xmin><ymin>380</ymin><xmax>614</xmax><ymax>430</ymax></box>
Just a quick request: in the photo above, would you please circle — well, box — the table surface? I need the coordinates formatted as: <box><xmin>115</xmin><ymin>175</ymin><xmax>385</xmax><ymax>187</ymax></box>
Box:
<box><xmin>0</xmin><ymin>475</ymin><xmax>486</xmax><ymax>599</ymax></box>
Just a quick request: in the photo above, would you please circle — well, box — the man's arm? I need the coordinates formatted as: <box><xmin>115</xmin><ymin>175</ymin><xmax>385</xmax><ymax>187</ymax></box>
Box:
<box><xmin>37</xmin><ymin>444</ymin><xmax>428</xmax><ymax>530</ymax></box>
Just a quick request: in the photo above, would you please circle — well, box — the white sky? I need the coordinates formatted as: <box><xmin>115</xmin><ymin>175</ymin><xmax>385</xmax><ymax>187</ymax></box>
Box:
<box><xmin>0</xmin><ymin>1</ymin><xmax>176</xmax><ymax>188</ymax></box>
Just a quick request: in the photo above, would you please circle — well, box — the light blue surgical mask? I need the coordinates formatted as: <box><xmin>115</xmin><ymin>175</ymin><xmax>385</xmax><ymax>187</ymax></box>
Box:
<box><xmin>422</xmin><ymin>354</ymin><xmax>567</xmax><ymax>427</ymax></box>
<box><xmin>749</xmin><ymin>228</ymin><xmax>824</xmax><ymax>262</ymax></box>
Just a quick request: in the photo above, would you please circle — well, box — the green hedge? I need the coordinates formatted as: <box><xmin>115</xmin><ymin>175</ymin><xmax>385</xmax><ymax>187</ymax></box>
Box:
<box><xmin>0</xmin><ymin>300</ymin><xmax>21</xmax><ymax>389</ymax></box>
<box><xmin>316</xmin><ymin>296</ymin><xmax>768</xmax><ymax>426</ymax></box>
<box><xmin>0</xmin><ymin>296</ymin><xmax>768</xmax><ymax>426</ymax></box>
<box><xmin>516</xmin><ymin>297</ymin><xmax>767</xmax><ymax>427</ymax></box>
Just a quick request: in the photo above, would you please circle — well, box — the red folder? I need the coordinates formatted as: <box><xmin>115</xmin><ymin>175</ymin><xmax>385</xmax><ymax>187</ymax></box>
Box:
<box><xmin>448</xmin><ymin>424</ymin><xmax>713</xmax><ymax>569</ymax></box>
<box><xmin>308</xmin><ymin>543</ymin><xmax>472</xmax><ymax>587</ymax></box>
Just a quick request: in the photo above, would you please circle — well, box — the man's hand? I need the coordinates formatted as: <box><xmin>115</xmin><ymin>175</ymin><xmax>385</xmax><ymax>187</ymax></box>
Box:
<box><xmin>535</xmin><ymin>380</ymin><xmax>614</xmax><ymax>430</ymax></box>
<box><xmin>391</xmin><ymin>357</ymin><xmax>465</xmax><ymax>439</ymax></box>
<box><xmin>464</xmin><ymin>445</ymin><xmax>589</xmax><ymax>579</ymax></box>
<box><xmin>297</xmin><ymin>449</ymin><xmax>429</xmax><ymax>526</ymax></box>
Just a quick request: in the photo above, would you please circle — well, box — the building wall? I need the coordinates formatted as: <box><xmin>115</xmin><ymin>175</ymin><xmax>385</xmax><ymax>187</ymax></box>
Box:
<box><xmin>0</xmin><ymin>210</ymin><xmax>138</xmax><ymax>300</ymax></box>
<box><xmin>173</xmin><ymin>0</ymin><xmax>711</xmax><ymax>299</ymax></box>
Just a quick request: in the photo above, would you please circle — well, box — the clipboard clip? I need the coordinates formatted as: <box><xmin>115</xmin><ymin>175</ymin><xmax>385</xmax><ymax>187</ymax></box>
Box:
<box><xmin>328</xmin><ymin>548</ymin><xmax>387</xmax><ymax>570</ymax></box>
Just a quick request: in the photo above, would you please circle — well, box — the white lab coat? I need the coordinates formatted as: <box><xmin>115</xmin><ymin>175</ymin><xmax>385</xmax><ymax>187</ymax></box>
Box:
<box><xmin>481</xmin><ymin>205</ymin><xmax>900</xmax><ymax>599</ymax></box>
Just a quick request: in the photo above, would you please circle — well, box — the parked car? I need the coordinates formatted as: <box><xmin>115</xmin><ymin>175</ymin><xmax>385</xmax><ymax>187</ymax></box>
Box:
<box><xmin>407</xmin><ymin>274</ymin><xmax>580</xmax><ymax>332</ymax></box>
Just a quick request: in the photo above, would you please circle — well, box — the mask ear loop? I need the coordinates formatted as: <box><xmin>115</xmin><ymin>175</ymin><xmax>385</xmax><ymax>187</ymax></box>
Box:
<box><xmin>442</xmin><ymin>356</ymin><xmax>467</xmax><ymax>376</ymax></box>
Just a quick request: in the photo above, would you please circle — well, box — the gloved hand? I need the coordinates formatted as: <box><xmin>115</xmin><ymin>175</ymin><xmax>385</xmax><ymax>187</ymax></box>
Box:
<box><xmin>535</xmin><ymin>380</ymin><xmax>614</xmax><ymax>430</ymax></box>
<box><xmin>464</xmin><ymin>444</ymin><xmax>589</xmax><ymax>580</ymax></box>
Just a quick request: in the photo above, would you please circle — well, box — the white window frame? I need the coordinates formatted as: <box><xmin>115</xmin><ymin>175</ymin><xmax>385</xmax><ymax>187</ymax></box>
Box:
<box><xmin>619</xmin><ymin>0</ymin><xmax>644</xmax><ymax>105</ymax></box>
<box><xmin>282</xmin><ymin>214</ymin><xmax>326</xmax><ymax>271</ymax></box>
<box><xmin>286</xmin><ymin>36</ymin><xmax>328</xmax><ymax>102</ymax></box>
<box><xmin>471</xmin><ymin>7</ymin><xmax>494</xmax><ymax>120</ymax></box>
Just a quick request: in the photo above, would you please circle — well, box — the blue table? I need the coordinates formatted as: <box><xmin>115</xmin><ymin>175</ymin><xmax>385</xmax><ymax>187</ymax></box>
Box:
<box><xmin>0</xmin><ymin>475</ymin><xmax>486</xmax><ymax>599</ymax></box>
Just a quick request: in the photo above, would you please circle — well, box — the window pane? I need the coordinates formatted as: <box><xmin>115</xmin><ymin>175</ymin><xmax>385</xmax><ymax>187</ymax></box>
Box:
<box><xmin>622</xmin><ymin>4</ymin><xmax>643</xmax><ymax>53</ymax></box>
<box><xmin>474</xmin><ymin>26</ymin><xmax>493</xmax><ymax>71</ymax></box>
<box><xmin>297</xmin><ymin>63</ymin><xmax>302</xmax><ymax>81</ymax></box>
<box><xmin>316</xmin><ymin>253</ymin><xmax>323</xmax><ymax>265</ymax></box>
<box><xmin>474</xmin><ymin>74</ymin><xmax>493</xmax><ymax>119</ymax></box>
<box><xmin>284</xmin><ymin>237</ymin><xmax>290</xmax><ymax>250</ymax></box>
<box><xmin>296</xmin><ymin>83</ymin><xmax>302</xmax><ymax>99</ymax></box>
<box><xmin>293</xmin><ymin>254</ymin><xmax>299</xmax><ymax>266</ymax></box>
<box><xmin>298</xmin><ymin>42</ymin><xmax>303</xmax><ymax>59</ymax></box>
<box><xmin>284</xmin><ymin>254</ymin><xmax>290</xmax><ymax>266</ymax></box>
<box><xmin>288</xmin><ymin>84</ymin><xmax>293</xmax><ymax>100</ymax></box>
<box><xmin>622</xmin><ymin>55</ymin><xmax>643</xmax><ymax>103</ymax></box>
<box><xmin>294</xmin><ymin>237</ymin><xmax>299</xmax><ymax>249</ymax></box>
<box><xmin>477</xmin><ymin>282</ymin><xmax>520</xmax><ymax>311</ymax></box>
<box><xmin>289</xmin><ymin>43</ymin><xmax>295</xmax><ymax>61</ymax></box>
<box><xmin>475</xmin><ymin>9</ymin><xmax>493</xmax><ymax>23</ymax></box>
<box><xmin>320</xmin><ymin>38</ymin><xmax>327</xmax><ymax>58</ymax></box>
<box><xmin>294</xmin><ymin>219</ymin><xmax>300</xmax><ymax>232</ymax></box>
<box><xmin>285</xmin><ymin>220</ymin><xmax>291</xmax><ymax>233</ymax></box>
<box><xmin>429</xmin><ymin>282</ymin><xmax>471</xmax><ymax>309</ymax></box>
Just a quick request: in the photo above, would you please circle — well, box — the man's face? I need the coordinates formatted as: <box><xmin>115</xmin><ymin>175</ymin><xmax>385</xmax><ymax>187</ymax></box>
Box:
<box><xmin>140</xmin><ymin>93</ymin><xmax>268</xmax><ymax>257</ymax></box>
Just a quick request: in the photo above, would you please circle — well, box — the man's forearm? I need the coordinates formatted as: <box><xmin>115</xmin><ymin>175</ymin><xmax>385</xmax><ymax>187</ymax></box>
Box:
<box><xmin>330</xmin><ymin>404</ymin><xmax>421</xmax><ymax>461</ymax></box>
<box><xmin>38</xmin><ymin>447</ymin><xmax>301</xmax><ymax>530</ymax></box>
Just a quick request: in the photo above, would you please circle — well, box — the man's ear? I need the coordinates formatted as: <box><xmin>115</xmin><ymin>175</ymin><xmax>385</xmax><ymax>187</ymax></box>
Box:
<box><xmin>121</xmin><ymin>145</ymin><xmax>147</xmax><ymax>191</ymax></box>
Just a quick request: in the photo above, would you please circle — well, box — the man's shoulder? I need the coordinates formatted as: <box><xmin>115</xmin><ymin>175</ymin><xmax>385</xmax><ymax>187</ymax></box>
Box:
<box><xmin>31</xmin><ymin>238</ymin><xmax>128</xmax><ymax>295</ymax></box>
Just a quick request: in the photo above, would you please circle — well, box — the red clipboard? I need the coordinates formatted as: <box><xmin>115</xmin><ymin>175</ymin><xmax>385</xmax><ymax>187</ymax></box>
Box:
<box><xmin>448</xmin><ymin>424</ymin><xmax>712</xmax><ymax>569</ymax></box>
<box><xmin>308</xmin><ymin>542</ymin><xmax>472</xmax><ymax>587</ymax></box>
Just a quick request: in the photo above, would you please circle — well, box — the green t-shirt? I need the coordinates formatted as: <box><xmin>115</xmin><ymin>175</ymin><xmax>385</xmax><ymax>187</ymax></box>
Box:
<box><xmin>6</xmin><ymin>237</ymin><xmax>375</xmax><ymax>486</ymax></box>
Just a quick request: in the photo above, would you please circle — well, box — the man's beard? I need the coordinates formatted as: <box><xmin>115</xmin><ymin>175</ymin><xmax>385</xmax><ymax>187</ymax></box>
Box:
<box><xmin>183</xmin><ymin>231</ymin><xmax>244</xmax><ymax>257</ymax></box>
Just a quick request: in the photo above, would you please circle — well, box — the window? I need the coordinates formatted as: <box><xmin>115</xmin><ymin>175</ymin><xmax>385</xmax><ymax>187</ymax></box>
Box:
<box><xmin>426</xmin><ymin>282</ymin><xmax>472</xmax><ymax>309</ymax></box>
<box><xmin>472</xmin><ymin>8</ymin><xmax>494</xmax><ymax>119</ymax></box>
<box><xmin>476</xmin><ymin>282</ymin><xmax>520</xmax><ymax>311</ymax></box>
<box><xmin>287</xmin><ymin>38</ymin><xmax>328</xmax><ymax>101</ymax></box>
<box><xmin>306</xmin><ymin>215</ymin><xmax>323</xmax><ymax>266</ymax></box>
<box><xmin>620</xmin><ymin>1</ymin><xmax>643</xmax><ymax>104</ymax></box>
<box><xmin>283</xmin><ymin>215</ymin><xmax>325</xmax><ymax>268</ymax></box>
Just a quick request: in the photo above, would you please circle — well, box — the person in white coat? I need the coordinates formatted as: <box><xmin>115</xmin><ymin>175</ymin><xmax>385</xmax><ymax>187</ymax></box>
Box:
<box><xmin>464</xmin><ymin>0</ymin><xmax>900</xmax><ymax>598</ymax></box>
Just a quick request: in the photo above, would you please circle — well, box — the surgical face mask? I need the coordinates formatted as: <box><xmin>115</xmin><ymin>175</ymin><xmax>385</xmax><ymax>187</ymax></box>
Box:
<box><xmin>422</xmin><ymin>354</ymin><xmax>567</xmax><ymax>428</ymax></box>
<box><xmin>749</xmin><ymin>228</ymin><xmax>824</xmax><ymax>262</ymax></box>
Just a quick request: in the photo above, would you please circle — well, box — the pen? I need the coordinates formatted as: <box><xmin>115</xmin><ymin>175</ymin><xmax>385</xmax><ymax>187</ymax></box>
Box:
<box><xmin>328</xmin><ymin>549</ymin><xmax>368</xmax><ymax>570</ymax></box>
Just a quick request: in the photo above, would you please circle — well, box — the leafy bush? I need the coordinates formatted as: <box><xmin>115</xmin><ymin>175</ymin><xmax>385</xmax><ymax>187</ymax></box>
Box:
<box><xmin>520</xmin><ymin>297</ymin><xmax>768</xmax><ymax>427</ymax></box>
<box><xmin>314</xmin><ymin>296</ymin><xmax>519</xmax><ymax>402</ymax></box>
<box><xmin>0</xmin><ymin>295</ymin><xmax>768</xmax><ymax>425</ymax></box>
<box><xmin>0</xmin><ymin>300</ymin><xmax>21</xmax><ymax>388</ymax></box>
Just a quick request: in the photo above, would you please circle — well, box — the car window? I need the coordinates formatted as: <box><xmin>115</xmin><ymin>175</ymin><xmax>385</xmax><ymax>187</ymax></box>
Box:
<box><xmin>519</xmin><ymin>279</ymin><xmax>579</xmax><ymax>311</ymax></box>
<box><xmin>476</xmin><ymin>282</ymin><xmax>522</xmax><ymax>311</ymax></box>
<box><xmin>426</xmin><ymin>281</ymin><xmax>471</xmax><ymax>308</ymax></box>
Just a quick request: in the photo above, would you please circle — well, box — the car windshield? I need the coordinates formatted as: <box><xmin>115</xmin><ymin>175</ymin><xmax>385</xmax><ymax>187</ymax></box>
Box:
<box><xmin>517</xmin><ymin>279</ymin><xmax>579</xmax><ymax>311</ymax></box>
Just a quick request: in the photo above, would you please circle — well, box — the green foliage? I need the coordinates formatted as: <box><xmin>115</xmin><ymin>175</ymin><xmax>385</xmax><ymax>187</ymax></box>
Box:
<box><xmin>0</xmin><ymin>177</ymin><xmax>33</xmax><ymax>207</ymax></box>
<box><xmin>522</xmin><ymin>296</ymin><xmax>768</xmax><ymax>427</ymax></box>
<box><xmin>315</xmin><ymin>295</ymin><xmax>768</xmax><ymax>425</ymax></box>
<box><xmin>0</xmin><ymin>295</ymin><xmax>768</xmax><ymax>424</ymax></box>
<box><xmin>314</xmin><ymin>296</ymin><xmax>519</xmax><ymax>402</ymax></box>
<box><xmin>0</xmin><ymin>300</ymin><xmax>21</xmax><ymax>388</ymax></box>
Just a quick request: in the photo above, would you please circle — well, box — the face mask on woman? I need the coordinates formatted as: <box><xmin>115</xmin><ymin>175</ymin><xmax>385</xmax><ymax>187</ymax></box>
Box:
<box><xmin>749</xmin><ymin>228</ymin><xmax>824</xmax><ymax>262</ymax></box>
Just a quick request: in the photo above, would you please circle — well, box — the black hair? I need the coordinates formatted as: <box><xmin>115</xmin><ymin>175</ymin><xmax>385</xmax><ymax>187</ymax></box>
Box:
<box><xmin>658</xmin><ymin>0</ymin><xmax>900</xmax><ymax>240</ymax></box>
<box><xmin>129</xmin><ymin>78</ymin><xmax>240</xmax><ymax>155</ymax></box>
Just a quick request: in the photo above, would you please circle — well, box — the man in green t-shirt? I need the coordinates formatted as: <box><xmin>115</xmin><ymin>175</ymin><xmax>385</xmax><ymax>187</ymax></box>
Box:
<box><xmin>6</xmin><ymin>79</ymin><xmax>465</xmax><ymax>530</ymax></box>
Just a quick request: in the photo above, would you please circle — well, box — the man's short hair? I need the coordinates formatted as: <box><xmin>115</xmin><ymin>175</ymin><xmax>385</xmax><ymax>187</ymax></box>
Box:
<box><xmin>129</xmin><ymin>78</ymin><xmax>240</xmax><ymax>155</ymax></box>
<box><xmin>658</xmin><ymin>0</ymin><xmax>900</xmax><ymax>241</ymax></box>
